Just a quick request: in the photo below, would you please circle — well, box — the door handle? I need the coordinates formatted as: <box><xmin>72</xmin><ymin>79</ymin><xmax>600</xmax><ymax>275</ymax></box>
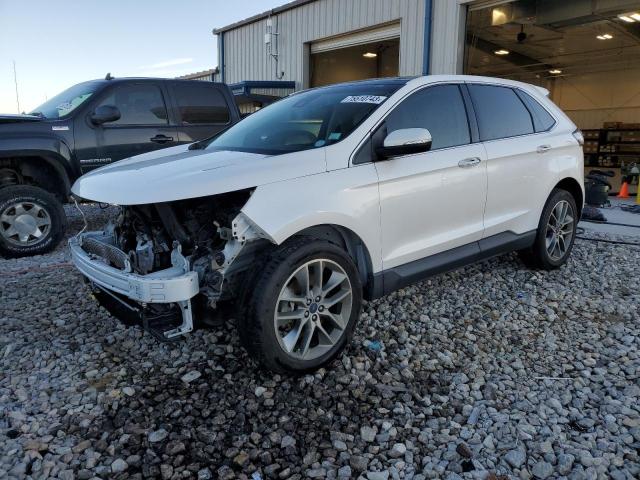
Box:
<box><xmin>150</xmin><ymin>135</ymin><xmax>174</xmax><ymax>144</ymax></box>
<box><xmin>537</xmin><ymin>144</ymin><xmax>551</xmax><ymax>153</ymax></box>
<box><xmin>458</xmin><ymin>157</ymin><xmax>481</xmax><ymax>168</ymax></box>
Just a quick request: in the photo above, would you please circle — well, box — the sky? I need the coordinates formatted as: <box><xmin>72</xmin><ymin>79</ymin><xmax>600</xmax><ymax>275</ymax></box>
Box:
<box><xmin>0</xmin><ymin>0</ymin><xmax>284</xmax><ymax>113</ymax></box>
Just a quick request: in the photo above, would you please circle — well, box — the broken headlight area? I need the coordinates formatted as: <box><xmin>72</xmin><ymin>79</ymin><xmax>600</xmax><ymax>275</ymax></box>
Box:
<box><xmin>74</xmin><ymin>188</ymin><xmax>271</xmax><ymax>339</ymax></box>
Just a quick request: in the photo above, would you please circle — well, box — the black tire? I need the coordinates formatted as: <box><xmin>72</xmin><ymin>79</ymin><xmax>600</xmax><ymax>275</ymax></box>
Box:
<box><xmin>518</xmin><ymin>188</ymin><xmax>578</xmax><ymax>270</ymax></box>
<box><xmin>0</xmin><ymin>185</ymin><xmax>66</xmax><ymax>258</ymax></box>
<box><xmin>238</xmin><ymin>238</ymin><xmax>363</xmax><ymax>374</ymax></box>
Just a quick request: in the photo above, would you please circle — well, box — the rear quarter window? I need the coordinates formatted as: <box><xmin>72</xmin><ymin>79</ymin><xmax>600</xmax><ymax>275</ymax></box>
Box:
<box><xmin>515</xmin><ymin>90</ymin><xmax>556</xmax><ymax>132</ymax></box>
<box><xmin>468</xmin><ymin>84</ymin><xmax>534</xmax><ymax>141</ymax></box>
<box><xmin>174</xmin><ymin>83</ymin><xmax>230</xmax><ymax>124</ymax></box>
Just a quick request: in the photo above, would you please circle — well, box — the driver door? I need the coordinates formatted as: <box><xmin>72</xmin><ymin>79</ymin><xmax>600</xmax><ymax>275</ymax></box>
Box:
<box><xmin>374</xmin><ymin>83</ymin><xmax>488</xmax><ymax>270</ymax></box>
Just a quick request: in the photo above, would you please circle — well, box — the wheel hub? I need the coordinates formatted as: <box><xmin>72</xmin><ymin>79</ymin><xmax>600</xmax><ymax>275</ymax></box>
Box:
<box><xmin>545</xmin><ymin>199</ymin><xmax>574</xmax><ymax>261</ymax></box>
<box><xmin>0</xmin><ymin>201</ymin><xmax>51</xmax><ymax>246</ymax></box>
<box><xmin>274</xmin><ymin>259</ymin><xmax>353</xmax><ymax>361</ymax></box>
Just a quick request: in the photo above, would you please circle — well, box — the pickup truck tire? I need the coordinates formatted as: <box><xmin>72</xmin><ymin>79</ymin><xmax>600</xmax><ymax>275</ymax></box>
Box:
<box><xmin>518</xmin><ymin>188</ymin><xmax>577</xmax><ymax>270</ymax></box>
<box><xmin>239</xmin><ymin>238</ymin><xmax>363</xmax><ymax>374</ymax></box>
<box><xmin>0</xmin><ymin>185</ymin><xmax>66</xmax><ymax>258</ymax></box>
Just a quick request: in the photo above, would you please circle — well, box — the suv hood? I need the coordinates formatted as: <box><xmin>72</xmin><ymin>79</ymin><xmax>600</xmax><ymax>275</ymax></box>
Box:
<box><xmin>72</xmin><ymin>144</ymin><xmax>326</xmax><ymax>205</ymax></box>
<box><xmin>0</xmin><ymin>113</ymin><xmax>43</xmax><ymax>123</ymax></box>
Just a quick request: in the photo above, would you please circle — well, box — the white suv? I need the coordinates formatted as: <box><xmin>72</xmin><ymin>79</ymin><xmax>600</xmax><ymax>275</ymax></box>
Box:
<box><xmin>70</xmin><ymin>75</ymin><xmax>584</xmax><ymax>373</ymax></box>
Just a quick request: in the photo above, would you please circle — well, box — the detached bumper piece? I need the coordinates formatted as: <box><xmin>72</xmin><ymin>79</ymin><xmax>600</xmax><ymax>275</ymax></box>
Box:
<box><xmin>69</xmin><ymin>231</ymin><xmax>199</xmax><ymax>340</ymax></box>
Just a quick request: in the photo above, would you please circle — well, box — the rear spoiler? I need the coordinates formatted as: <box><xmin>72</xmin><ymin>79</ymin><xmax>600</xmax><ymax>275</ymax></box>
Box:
<box><xmin>534</xmin><ymin>86</ymin><xmax>550</xmax><ymax>97</ymax></box>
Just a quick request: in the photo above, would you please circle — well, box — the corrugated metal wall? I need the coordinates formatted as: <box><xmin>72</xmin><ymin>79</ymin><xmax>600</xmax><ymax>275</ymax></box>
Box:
<box><xmin>220</xmin><ymin>0</ymin><xmax>429</xmax><ymax>88</ymax></box>
<box><xmin>430</xmin><ymin>0</ymin><xmax>467</xmax><ymax>75</ymax></box>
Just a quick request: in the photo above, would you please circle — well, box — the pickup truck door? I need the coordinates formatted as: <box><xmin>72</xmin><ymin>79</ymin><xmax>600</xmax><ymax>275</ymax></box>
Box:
<box><xmin>168</xmin><ymin>81</ymin><xmax>236</xmax><ymax>143</ymax></box>
<box><xmin>74</xmin><ymin>82</ymin><xmax>178</xmax><ymax>172</ymax></box>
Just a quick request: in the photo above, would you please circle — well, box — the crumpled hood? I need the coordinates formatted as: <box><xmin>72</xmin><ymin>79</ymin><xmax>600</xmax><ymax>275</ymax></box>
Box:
<box><xmin>71</xmin><ymin>144</ymin><xmax>326</xmax><ymax>205</ymax></box>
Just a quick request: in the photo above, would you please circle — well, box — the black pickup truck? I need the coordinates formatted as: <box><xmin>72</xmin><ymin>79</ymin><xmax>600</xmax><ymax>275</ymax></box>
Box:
<box><xmin>0</xmin><ymin>76</ymin><xmax>240</xmax><ymax>257</ymax></box>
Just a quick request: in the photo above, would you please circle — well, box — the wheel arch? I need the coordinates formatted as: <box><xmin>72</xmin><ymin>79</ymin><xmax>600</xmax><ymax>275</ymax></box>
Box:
<box><xmin>0</xmin><ymin>154</ymin><xmax>72</xmax><ymax>201</ymax></box>
<box><xmin>286</xmin><ymin>224</ymin><xmax>377</xmax><ymax>300</ymax></box>
<box><xmin>553</xmin><ymin>177</ymin><xmax>584</xmax><ymax>219</ymax></box>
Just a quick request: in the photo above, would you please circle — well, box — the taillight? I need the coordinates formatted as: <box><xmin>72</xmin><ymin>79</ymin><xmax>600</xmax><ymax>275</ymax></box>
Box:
<box><xmin>573</xmin><ymin>129</ymin><xmax>584</xmax><ymax>146</ymax></box>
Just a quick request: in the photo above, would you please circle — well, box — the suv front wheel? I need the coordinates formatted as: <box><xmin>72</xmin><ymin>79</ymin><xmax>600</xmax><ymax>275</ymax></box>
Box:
<box><xmin>239</xmin><ymin>239</ymin><xmax>363</xmax><ymax>373</ymax></box>
<box><xmin>0</xmin><ymin>185</ymin><xmax>66</xmax><ymax>258</ymax></box>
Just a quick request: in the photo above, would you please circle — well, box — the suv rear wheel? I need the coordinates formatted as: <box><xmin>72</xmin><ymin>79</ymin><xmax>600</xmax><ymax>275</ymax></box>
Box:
<box><xmin>519</xmin><ymin>188</ymin><xmax>577</xmax><ymax>270</ymax></box>
<box><xmin>239</xmin><ymin>238</ymin><xmax>363</xmax><ymax>373</ymax></box>
<box><xmin>0</xmin><ymin>185</ymin><xmax>66</xmax><ymax>258</ymax></box>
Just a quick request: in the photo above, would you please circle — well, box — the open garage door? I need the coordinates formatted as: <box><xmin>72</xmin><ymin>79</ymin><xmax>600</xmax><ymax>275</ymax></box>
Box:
<box><xmin>310</xmin><ymin>23</ymin><xmax>400</xmax><ymax>87</ymax></box>
<box><xmin>465</xmin><ymin>0</ymin><xmax>640</xmax><ymax>195</ymax></box>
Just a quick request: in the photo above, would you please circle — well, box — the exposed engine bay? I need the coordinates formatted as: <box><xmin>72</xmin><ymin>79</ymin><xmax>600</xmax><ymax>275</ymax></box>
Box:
<box><xmin>74</xmin><ymin>188</ymin><xmax>273</xmax><ymax>340</ymax></box>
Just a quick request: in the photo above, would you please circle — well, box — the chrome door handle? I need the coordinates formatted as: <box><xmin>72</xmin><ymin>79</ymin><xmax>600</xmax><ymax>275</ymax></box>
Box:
<box><xmin>537</xmin><ymin>144</ymin><xmax>551</xmax><ymax>153</ymax></box>
<box><xmin>458</xmin><ymin>157</ymin><xmax>481</xmax><ymax>168</ymax></box>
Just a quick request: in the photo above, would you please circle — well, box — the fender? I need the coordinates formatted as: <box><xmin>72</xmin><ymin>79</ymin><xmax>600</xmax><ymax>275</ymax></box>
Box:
<box><xmin>240</xmin><ymin>164</ymin><xmax>384</xmax><ymax>273</ymax></box>
<box><xmin>0</xmin><ymin>135</ymin><xmax>76</xmax><ymax>195</ymax></box>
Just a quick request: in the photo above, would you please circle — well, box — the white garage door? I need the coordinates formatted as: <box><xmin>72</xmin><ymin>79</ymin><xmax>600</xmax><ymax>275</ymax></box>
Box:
<box><xmin>310</xmin><ymin>22</ymin><xmax>401</xmax><ymax>54</ymax></box>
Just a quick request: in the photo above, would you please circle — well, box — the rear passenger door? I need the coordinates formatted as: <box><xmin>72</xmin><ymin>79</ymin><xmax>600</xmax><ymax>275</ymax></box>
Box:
<box><xmin>467</xmin><ymin>84</ymin><xmax>557</xmax><ymax>238</ymax></box>
<box><xmin>170</xmin><ymin>82</ymin><xmax>233</xmax><ymax>142</ymax></box>
<box><xmin>375</xmin><ymin>83</ymin><xmax>488</xmax><ymax>269</ymax></box>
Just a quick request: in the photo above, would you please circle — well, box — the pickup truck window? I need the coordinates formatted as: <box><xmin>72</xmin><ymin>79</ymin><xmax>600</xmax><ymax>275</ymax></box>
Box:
<box><xmin>174</xmin><ymin>83</ymin><xmax>230</xmax><ymax>124</ymax></box>
<box><xmin>96</xmin><ymin>84</ymin><xmax>168</xmax><ymax>126</ymax></box>
<box><xmin>30</xmin><ymin>81</ymin><xmax>101</xmax><ymax>119</ymax></box>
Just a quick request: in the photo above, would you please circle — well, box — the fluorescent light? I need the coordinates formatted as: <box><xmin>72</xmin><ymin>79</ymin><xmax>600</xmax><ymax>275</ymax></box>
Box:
<box><xmin>549</xmin><ymin>69</ymin><xmax>562</xmax><ymax>74</ymax></box>
<box><xmin>494</xmin><ymin>49</ymin><xmax>510</xmax><ymax>55</ymax></box>
<box><xmin>362</xmin><ymin>52</ymin><xmax>377</xmax><ymax>58</ymax></box>
<box><xmin>618</xmin><ymin>14</ymin><xmax>635</xmax><ymax>22</ymax></box>
<box><xmin>596</xmin><ymin>34</ymin><xmax>613</xmax><ymax>40</ymax></box>
<box><xmin>631</xmin><ymin>13</ymin><xmax>640</xmax><ymax>21</ymax></box>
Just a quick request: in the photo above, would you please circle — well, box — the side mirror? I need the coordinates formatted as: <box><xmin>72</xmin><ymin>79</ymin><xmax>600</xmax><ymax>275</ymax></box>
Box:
<box><xmin>91</xmin><ymin>105</ymin><xmax>121</xmax><ymax>125</ymax></box>
<box><xmin>376</xmin><ymin>128</ymin><xmax>432</xmax><ymax>159</ymax></box>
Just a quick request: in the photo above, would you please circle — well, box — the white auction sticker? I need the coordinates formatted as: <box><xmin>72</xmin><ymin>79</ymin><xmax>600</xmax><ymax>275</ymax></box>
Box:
<box><xmin>341</xmin><ymin>95</ymin><xmax>387</xmax><ymax>104</ymax></box>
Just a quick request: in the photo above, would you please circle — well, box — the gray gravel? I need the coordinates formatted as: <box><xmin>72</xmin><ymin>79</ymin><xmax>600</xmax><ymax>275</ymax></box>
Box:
<box><xmin>1</xmin><ymin>206</ymin><xmax>639</xmax><ymax>479</ymax></box>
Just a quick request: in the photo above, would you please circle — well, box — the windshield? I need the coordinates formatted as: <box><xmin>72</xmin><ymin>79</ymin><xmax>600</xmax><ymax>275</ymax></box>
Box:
<box><xmin>207</xmin><ymin>83</ymin><xmax>403</xmax><ymax>155</ymax></box>
<box><xmin>30</xmin><ymin>81</ymin><xmax>102</xmax><ymax>119</ymax></box>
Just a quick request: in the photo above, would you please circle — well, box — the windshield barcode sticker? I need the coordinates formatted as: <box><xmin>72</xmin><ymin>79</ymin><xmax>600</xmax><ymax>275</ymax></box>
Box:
<box><xmin>341</xmin><ymin>95</ymin><xmax>387</xmax><ymax>104</ymax></box>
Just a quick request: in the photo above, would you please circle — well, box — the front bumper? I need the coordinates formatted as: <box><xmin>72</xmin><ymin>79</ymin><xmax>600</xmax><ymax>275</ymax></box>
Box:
<box><xmin>69</xmin><ymin>232</ymin><xmax>199</xmax><ymax>304</ymax></box>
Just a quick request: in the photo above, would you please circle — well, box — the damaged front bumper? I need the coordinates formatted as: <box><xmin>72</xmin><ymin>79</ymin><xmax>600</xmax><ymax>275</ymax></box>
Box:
<box><xmin>69</xmin><ymin>231</ymin><xmax>199</xmax><ymax>339</ymax></box>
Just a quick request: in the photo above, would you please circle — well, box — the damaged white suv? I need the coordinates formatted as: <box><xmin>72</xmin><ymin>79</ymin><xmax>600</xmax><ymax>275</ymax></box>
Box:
<box><xmin>70</xmin><ymin>75</ymin><xmax>584</xmax><ymax>373</ymax></box>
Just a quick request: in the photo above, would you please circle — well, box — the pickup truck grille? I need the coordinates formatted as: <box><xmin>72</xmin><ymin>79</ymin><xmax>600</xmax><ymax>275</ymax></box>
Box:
<box><xmin>81</xmin><ymin>237</ymin><xmax>130</xmax><ymax>271</ymax></box>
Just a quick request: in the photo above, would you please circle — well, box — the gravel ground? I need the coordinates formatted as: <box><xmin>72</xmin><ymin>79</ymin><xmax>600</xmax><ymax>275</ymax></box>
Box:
<box><xmin>1</xmin><ymin>206</ymin><xmax>639</xmax><ymax>480</ymax></box>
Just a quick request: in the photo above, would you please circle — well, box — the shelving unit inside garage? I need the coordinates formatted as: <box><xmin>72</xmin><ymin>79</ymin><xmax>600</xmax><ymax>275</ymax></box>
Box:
<box><xmin>583</xmin><ymin>124</ymin><xmax>640</xmax><ymax>196</ymax></box>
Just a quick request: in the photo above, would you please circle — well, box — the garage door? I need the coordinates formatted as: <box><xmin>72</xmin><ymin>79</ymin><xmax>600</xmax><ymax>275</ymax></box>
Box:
<box><xmin>310</xmin><ymin>22</ymin><xmax>401</xmax><ymax>54</ymax></box>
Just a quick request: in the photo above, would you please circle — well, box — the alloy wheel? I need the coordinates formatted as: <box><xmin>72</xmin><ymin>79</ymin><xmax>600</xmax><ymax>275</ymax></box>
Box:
<box><xmin>545</xmin><ymin>200</ymin><xmax>574</xmax><ymax>261</ymax></box>
<box><xmin>0</xmin><ymin>201</ymin><xmax>52</xmax><ymax>247</ymax></box>
<box><xmin>274</xmin><ymin>259</ymin><xmax>353</xmax><ymax>361</ymax></box>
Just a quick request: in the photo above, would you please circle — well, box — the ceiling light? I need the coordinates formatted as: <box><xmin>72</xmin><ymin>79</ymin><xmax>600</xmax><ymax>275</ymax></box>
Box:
<box><xmin>596</xmin><ymin>34</ymin><xmax>613</xmax><ymax>40</ymax></box>
<box><xmin>631</xmin><ymin>13</ymin><xmax>640</xmax><ymax>21</ymax></box>
<box><xmin>494</xmin><ymin>49</ymin><xmax>510</xmax><ymax>55</ymax></box>
<box><xmin>618</xmin><ymin>14</ymin><xmax>635</xmax><ymax>22</ymax></box>
<box><xmin>549</xmin><ymin>69</ymin><xmax>562</xmax><ymax>75</ymax></box>
<box><xmin>362</xmin><ymin>52</ymin><xmax>377</xmax><ymax>58</ymax></box>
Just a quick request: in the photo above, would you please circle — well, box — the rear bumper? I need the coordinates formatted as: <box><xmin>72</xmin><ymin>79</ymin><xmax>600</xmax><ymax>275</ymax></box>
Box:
<box><xmin>69</xmin><ymin>232</ymin><xmax>199</xmax><ymax>304</ymax></box>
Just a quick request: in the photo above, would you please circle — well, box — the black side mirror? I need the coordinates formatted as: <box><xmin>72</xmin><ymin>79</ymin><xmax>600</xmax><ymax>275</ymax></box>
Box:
<box><xmin>375</xmin><ymin>128</ymin><xmax>432</xmax><ymax>160</ymax></box>
<box><xmin>91</xmin><ymin>105</ymin><xmax>121</xmax><ymax>125</ymax></box>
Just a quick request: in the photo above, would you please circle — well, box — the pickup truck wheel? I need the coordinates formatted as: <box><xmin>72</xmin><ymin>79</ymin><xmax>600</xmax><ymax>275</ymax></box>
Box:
<box><xmin>0</xmin><ymin>185</ymin><xmax>66</xmax><ymax>258</ymax></box>
<box><xmin>239</xmin><ymin>239</ymin><xmax>362</xmax><ymax>374</ymax></box>
<box><xmin>519</xmin><ymin>188</ymin><xmax>577</xmax><ymax>270</ymax></box>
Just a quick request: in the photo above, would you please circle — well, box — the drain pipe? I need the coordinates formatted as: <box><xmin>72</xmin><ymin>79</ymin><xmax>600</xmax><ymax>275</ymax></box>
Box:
<box><xmin>422</xmin><ymin>0</ymin><xmax>433</xmax><ymax>75</ymax></box>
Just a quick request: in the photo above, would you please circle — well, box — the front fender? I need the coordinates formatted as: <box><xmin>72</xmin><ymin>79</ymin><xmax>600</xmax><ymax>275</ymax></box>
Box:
<box><xmin>0</xmin><ymin>135</ymin><xmax>75</xmax><ymax>194</ymax></box>
<box><xmin>240</xmin><ymin>165</ymin><xmax>383</xmax><ymax>273</ymax></box>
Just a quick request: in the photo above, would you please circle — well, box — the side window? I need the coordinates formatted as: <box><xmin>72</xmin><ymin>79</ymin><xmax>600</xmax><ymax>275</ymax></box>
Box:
<box><xmin>384</xmin><ymin>84</ymin><xmax>470</xmax><ymax>150</ymax></box>
<box><xmin>173</xmin><ymin>83</ymin><xmax>230</xmax><ymax>124</ymax></box>
<box><xmin>97</xmin><ymin>84</ymin><xmax>168</xmax><ymax>125</ymax></box>
<box><xmin>515</xmin><ymin>90</ymin><xmax>556</xmax><ymax>133</ymax></box>
<box><xmin>468</xmin><ymin>84</ymin><xmax>534</xmax><ymax>141</ymax></box>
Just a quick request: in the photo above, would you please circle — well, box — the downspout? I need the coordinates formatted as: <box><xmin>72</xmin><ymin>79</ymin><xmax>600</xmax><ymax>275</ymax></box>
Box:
<box><xmin>219</xmin><ymin>31</ymin><xmax>226</xmax><ymax>83</ymax></box>
<box><xmin>422</xmin><ymin>0</ymin><xmax>433</xmax><ymax>75</ymax></box>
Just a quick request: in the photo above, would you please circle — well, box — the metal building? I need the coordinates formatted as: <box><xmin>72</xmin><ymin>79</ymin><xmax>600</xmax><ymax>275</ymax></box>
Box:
<box><xmin>212</xmin><ymin>0</ymin><xmax>472</xmax><ymax>89</ymax></box>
